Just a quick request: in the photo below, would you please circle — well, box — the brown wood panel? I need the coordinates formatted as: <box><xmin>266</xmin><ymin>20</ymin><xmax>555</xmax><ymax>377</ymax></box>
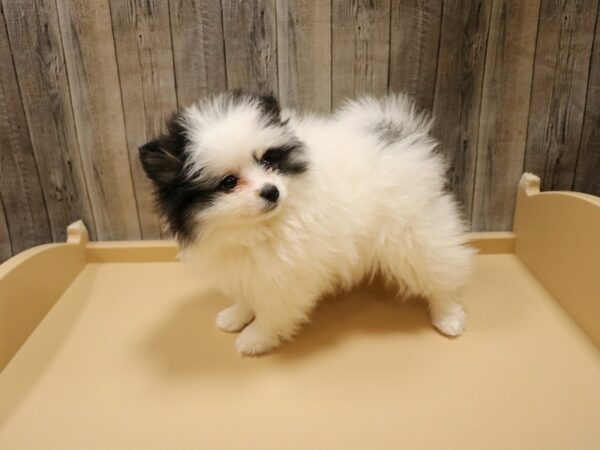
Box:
<box><xmin>2</xmin><ymin>0</ymin><xmax>96</xmax><ymax>241</ymax></box>
<box><xmin>277</xmin><ymin>0</ymin><xmax>331</xmax><ymax>113</ymax></box>
<box><xmin>56</xmin><ymin>0</ymin><xmax>141</xmax><ymax>240</ymax></box>
<box><xmin>0</xmin><ymin>196</ymin><xmax>11</xmax><ymax>262</ymax></box>
<box><xmin>472</xmin><ymin>0</ymin><xmax>541</xmax><ymax>231</ymax></box>
<box><xmin>524</xmin><ymin>0</ymin><xmax>598</xmax><ymax>191</ymax></box>
<box><xmin>3</xmin><ymin>0</ymin><xmax>600</xmax><ymax>250</ymax></box>
<box><xmin>221</xmin><ymin>0</ymin><xmax>278</xmax><ymax>93</ymax></box>
<box><xmin>432</xmin><ymin>0</ymin><xmax>492</xmax><ymax>227</ymax></box>
<box><xmin>169</xmin><ymin>0</ymin><xmax>226</xmax><ymax>107</ymax></box>
<box><xmin>574</xmin><ymin>4</ymin><xmax>600</xmax><ymax>197</ymax></box>
<box><xmin>110</xmin><ymin>0</ymin><xmax>178</xmax><ymax>239</ymax></box>
<box><xmin>331</xmin><ymin>0</ymin><xmax>391</xmax><ymax>109</ymax></box>
<box><xmin>0</xmin><ymin>4</ymin><xmax>52</xmax><ymax>255</ymax></box>
<box><xmin>388</xmin><ymin>0</ymin><xmax>442</xmax><ymax>111</ymax></box>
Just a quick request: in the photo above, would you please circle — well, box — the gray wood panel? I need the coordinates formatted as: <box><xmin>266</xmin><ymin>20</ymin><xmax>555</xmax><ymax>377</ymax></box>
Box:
<box><xmin>56</xmin><ymin>0</ymin><xmax>141</xmax><ymax>240</ymax></box>
<box><xmin>389</xmin><ymin>0</ymin><xmax>442</xmax><ymax>111</ymax></box>
<box><xmin>433</xmin><ymin>0</ymin><xmax>493</xmax><ymax>226</ymax></box>
<box><xmin>277</xmin><ymin>0</ymin><xmax>331</xmax><ymax>113</ymax></box>
<box><xmin>331</xmin><ymin>0</ymin><xmax>391</xmax><ymax>109</ymax></box>
<box><xmin>2</xmin><ymin>0</ymin><xmax>600</xmax><ymax>258</ymax></box>
<box><xmin>574</xmin><ymin>4</ymin><xmax>600</xmax><ymax>196</ymax></box>
<box><xmin>110</xmin><ymin>0</ymin><xmax>178</xmax><ymax>239</ymax></box>
<box><xmin>472</xmin><ymin>0</ymin><xmax>541</xmax><ymax>231</ymax></box>
<box><xmin>222</xmin><ymin>0</ymin><xmax>278</xmax><ymax>93</ymax></box>
<box><xmin>0</xmin><ymin>4</ymin><xmax>52</xmax><ymax>256</ymax></box>
<box><xmin>525</xmin><ymin>0</ymin><xmax>598</xmax><ymax>191</ymax></box>
<box><xmin>2</xmin><ymin>0</ymin><xmax>96</xmax><ymax>241</ymax></box>
<box><xmin>169</xmin><ymin>0</ymin><xmax>227</xmax><ymax>107</ymax></box>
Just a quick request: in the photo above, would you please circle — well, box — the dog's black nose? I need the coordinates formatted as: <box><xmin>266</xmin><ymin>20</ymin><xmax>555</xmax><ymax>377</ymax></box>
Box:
<box><xmin>259</xmin><ymin>184</ymin><xmax>279</xmax><ymax>203</ymax></box>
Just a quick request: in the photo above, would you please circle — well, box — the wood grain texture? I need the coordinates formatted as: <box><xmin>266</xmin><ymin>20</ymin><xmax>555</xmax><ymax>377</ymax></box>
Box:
<box><xmin>56</xmin><ymin>0</ymin><xmax>141</xmax><ymax>240</ymax></box>
<box><xmin>169</xmin><ymin>0</ymin><xmax>226</xmax><ymax>107</ymax></box>
<box><xmin>388</xmin><ymin>0</ymin><xmax>442</xmax><ymax>111</ymax></box>
<box><xmin>432</xmin><ymin>0</ymin><xmax>492</xmax><ymax>226</ymax></box>
<box><xmin>2</xmin><ymin>0</ymin><xmax>96</xmax><ymax>241</ymax></box>
<box><xmin>331</xmin><ymin>0</ymin><xmax>391</xmax><ymax>109</ymax></box>
<box><xmin>0</xmin><ymin>195</ymin><xmax>12</xmax><ymax>262</ymax></box>
<box><xmin>3</xmin><ymin>0</ymin><xmax>600</xmax><ymax>254</ymax></box>
<box><xmin>110</xmin><ymin>0</ymin><xmax>178</xmax><ymax>239</ymax></box>
<box><xmin>277</xmin><ymin>0</ymin><xmax>331</xmax><ymax>113</ymax></box>
<box><xmin>525</xmin><ymin>0</ymin><xmax>598</xmax><ymax>191</ymax></box>
<box><xmin>222</xmin><ymin>0</ymin><xmax>278</xmax><ymax>93</ymax></box>
<box><xmin>472</xmin><ymin>0</ymin><xmax>541</xmax><ymax>231</ymax></box>
<box><xmin>0</xmin><ymin>4</ymin><xmax>52</xmax><ymax>255</ymax></box>
<box><xmin>574</xmin><ymin>4</ymin><xmax>600</xmax><ymax>196</ymax></box>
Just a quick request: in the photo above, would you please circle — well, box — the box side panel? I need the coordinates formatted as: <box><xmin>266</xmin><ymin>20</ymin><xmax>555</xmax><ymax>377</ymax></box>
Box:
<box><xmin>514</xmin><ymin>174</ymin><xmax>600</xmax><ymax>348</ymax></box>
<box><xmin>85</xmin><ymin>241</ymin><xmax>178</xmax><ymax>262</ymax></box>
<box><xmin>0</xmin><ymin>244</ymin><xmax>86</xmax><ymax>370</ymax></box>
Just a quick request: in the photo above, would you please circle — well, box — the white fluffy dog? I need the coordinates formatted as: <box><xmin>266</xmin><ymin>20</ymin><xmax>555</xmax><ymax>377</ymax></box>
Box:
<box><xmin>139</xmin><ymin>91</ymin><xmax>473</xmax><ymax>355</ymax></box>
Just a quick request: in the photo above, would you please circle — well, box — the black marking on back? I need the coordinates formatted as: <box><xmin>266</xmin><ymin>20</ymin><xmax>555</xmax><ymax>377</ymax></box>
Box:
<box><xmin>371</xmin><ymin>120</ymin><xmax>408</xmax><ymax>146</ymax></box>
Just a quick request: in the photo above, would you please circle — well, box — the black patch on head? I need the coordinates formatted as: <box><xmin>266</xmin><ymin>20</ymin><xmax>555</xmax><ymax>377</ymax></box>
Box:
<box><xmin>139</xmin><ymin>91</ymin><xmax>306</xmax><ymax>244</ymax></box>
<box><xmin>259</xmin><ymin>139</ymin><xmax>308</xmax><ymax>175</ymax></box>
<box><xmin>228</xmin><ymin>89</ymin><xmax>282</xmax><ymax>126</ymax></box>
<box><xmin>256</xmin><ymin>94</ymin><xmax>281</xmax><ymax>125</ymax></box>
<box><xmin>139</xmin><ymin>113</ymin><xmax>217</xmax><ymax>245</ymax></box>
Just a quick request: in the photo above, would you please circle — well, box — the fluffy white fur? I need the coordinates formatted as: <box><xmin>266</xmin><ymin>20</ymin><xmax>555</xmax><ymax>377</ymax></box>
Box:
<box><xmin>179</xmin><ymin>94</ymin><xmax>474</xmax><ymax>355</ymax></box>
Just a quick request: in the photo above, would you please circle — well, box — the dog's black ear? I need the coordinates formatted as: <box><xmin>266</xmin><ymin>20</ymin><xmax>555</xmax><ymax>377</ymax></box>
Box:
<box><xmin>138</xmin><ymin>114</ymin><xmax>187</xmax><ymax>186</ymax></box>
<box><xmin>258</xmin><ymin>94</ymin><xmax>281</xmax><ymax>124</ymax></box>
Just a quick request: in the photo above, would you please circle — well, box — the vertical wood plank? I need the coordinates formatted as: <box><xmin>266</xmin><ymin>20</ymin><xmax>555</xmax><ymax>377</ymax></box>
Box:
<box><xmin>0</xmin><ymin>196</ymin><xmax>12</xmax><ymax>262</ymax></box>
<box><xmin>524</xmin><ymin>0</ymin><xmax>598</xmax><ymax>191</ymax></box>
<box><xmin>574</xmin><ymin>5</ymin><xmax>600</xmax><ymax>196</ymax></box>
<box><xmin>0</xmin><ymin>4</ymin><xmax>52</xmax><ymax>254</ymax></box>
<box><xmin>432</xmin><ymin>0</ymin><xmax>492</xmax><ymax>227</ymax></box>
<box><xmin>331</xmin><ymin>0</ymin><xmax>391</xmax><ymax>109</ymax></box>
<box><xmin>472</xmin><ymin>0</ymin><xmax>541</xmax><ymax>231</ymax></box>
<box><xmin>277</xmin><ymin>0</ymin><xmax>331</xmax><ymax>113</ymax></box>
<box><xmin>56</xmin><ymin>0</ymin><xmax>141</xmax><ymax>240</ymax></box>
<box><xmin>2</xmin><ymin>0</ymin><xmax>96</xmax><ymax>241</ymax></box>
<box><xmin>221</xmin><ymin>0</ymin><xmax>278</xmax><ymax>93</ymax></box>
<box><xmin>169</xmin><ymin>0</ymin><xmax>226</xmax><ymax>107</ymax></box>
<box><xmin>110</xmin><ymin>0</ymin><xmax>178</xmax><ymax>239</ymax></box>
<box><xmin>388</xmin><ymin>0</ymin><xmax>442</xmax><ymax>111</ymax></box>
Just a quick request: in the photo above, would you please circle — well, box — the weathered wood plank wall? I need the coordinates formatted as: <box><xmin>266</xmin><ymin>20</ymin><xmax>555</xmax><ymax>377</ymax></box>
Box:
<box><xmin>472</xmin><ymin>0</ymin><xmax>540</xmax><ymax>231</ymax></box>
<box><xmin>0</xmin><ymin>0</ymin><xmax>599</xmax><ymax>260</ymax></box>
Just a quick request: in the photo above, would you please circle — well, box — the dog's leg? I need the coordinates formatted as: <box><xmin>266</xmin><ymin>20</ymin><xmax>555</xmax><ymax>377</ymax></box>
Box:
<box><xmin>216</xmin><ymin>303</ymin><xmax>254</xmax><ymax>333</ymax></box>
<box><xmin>387</xmin><ymin>253</ymin><xmax>470</xmax><ymax>337</ymax></box>
<box><xmin>379</xmin><ymin>245</ymin><xmax>470</xmax><ymax>337</ymax></box>
<box><xmin>378</xmin><ymin>211</ymin><xmax>472</xmax><ymax>338</ymax></box>
<box><xmin>235</xmin><ymin>288</ymin><xmax>317</xmax><ymax>355</ymax></box>
<box><xmin>426</xmin><ymin>292</ymin><xmax>466</xmax><ymax>337</ymax></box>
<box><xmin>388</xmin><ymin>255</ymin><xmax>470</xmax><ymax>337</ymax></box>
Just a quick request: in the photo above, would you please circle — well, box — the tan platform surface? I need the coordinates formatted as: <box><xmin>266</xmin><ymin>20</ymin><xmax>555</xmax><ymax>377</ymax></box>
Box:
<box><xmin>1</xmin><ymin>252</ymin><xmax>600</xmax><ymax>449</ymax></box>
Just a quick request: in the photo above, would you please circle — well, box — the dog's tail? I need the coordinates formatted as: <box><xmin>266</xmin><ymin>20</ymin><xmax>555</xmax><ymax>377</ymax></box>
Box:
<box><xmin>335</xmin><ymin>94</ymin><xmax>433</xmax><ymax>138</ymax></box>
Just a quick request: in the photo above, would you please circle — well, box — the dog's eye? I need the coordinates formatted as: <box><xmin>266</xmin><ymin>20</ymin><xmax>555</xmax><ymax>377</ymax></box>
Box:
<box><xmin>261</xmin><ymin>149</ymin><xmax>280</xmax><ymax>168</ymax></box>
<box><xmin>261</xmin><ymin>155</ymin><xmax>274</xmax><ymax>168</ymax></box>
<box><xmin>220</xmin><ymin>175</ymin><xmax>238</xmax><ymax>191</ymax></box>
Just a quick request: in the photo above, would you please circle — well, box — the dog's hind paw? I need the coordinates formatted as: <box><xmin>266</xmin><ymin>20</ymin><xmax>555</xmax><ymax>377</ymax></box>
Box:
<box><xmin>432</xmin><ymin>303</ymin><xmax>466</xmax><ymax>337</ymax></box>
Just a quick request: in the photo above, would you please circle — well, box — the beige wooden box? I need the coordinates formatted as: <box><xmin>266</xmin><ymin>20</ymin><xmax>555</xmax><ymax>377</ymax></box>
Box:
<box><xmin>1</xmin><ymin>174</ymin><xmax>599</xmax><ymax>449</ymax></box>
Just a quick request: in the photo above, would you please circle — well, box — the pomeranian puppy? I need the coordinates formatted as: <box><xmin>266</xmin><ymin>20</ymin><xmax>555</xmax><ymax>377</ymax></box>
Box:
<box><xmin>139</xmin><ymin>90</ymin><xmax>473</xmax><ymax>355</ymax></box>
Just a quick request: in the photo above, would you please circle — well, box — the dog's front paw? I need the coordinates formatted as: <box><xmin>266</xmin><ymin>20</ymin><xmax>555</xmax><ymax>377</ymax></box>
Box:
<box><xmin>235</xmin><ymin>322</ymin><xmax>279</xmax><ymax>356</ymax></box>
<box><xmin>216</xmin><ymin>304</ymin><xmax>254</xmax><ymax>333</ymax></box>
<box><xmin>431</xmin><ymin>303</ymin><xmax>466</xmax><ymax>337</ymax></box>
